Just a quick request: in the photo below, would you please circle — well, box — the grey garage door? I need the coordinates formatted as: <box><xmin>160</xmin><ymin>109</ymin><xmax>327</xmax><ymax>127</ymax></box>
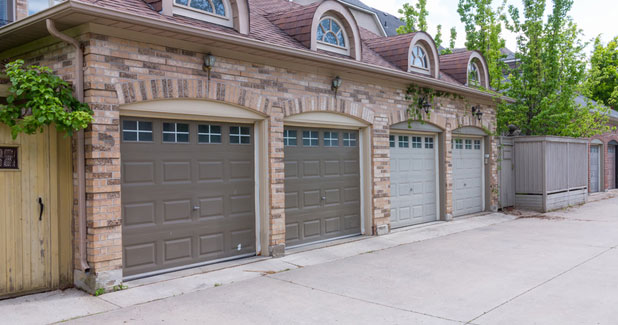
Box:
<box><xmin>452</xmin><ymin>137</ymin><xmax>484</xmax><ymax>217</ymax></box>
<box><xmin>121</xmin><ymin>118</ymin><xmax>255</xmax><ymax>277</ymax></box>
<box><xmin>284</xmin><ymin>127</ymin><xmax>361</xmax><ymax>247</ymax></box>
<box><xmin>609</xmin><ymin>146</ymin><xmax>616</xmax><ymax>189</ymax></box>
<box><xmin>590</xmin><ymin>145</ymin><xmax>601</xmax><ymax>193</ymax></box>
<box><xmin>389</xmin><ymin>134</ymin><xmax>438</xmax><ymax>228</ymax></box>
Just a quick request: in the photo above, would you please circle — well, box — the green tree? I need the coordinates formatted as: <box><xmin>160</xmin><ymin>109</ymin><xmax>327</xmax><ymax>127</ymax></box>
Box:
<box><xmin>457</xmin><ymin>0</ymin><xmax>508</xmax><ymax>90</ymax></box>
<box><xmin>397</xmin><ymin>0</ymin><xmax>457</xmax><ymax>54</ymax></box>
<box><xmin>499</xmin><ymin>0</ymin><xmax>610</xmax><ymax>137</ymax></box>
<box><xmin>583</xmin><ymin>36</ymin><xmax>618</xmax><ymax>109</ymax></box>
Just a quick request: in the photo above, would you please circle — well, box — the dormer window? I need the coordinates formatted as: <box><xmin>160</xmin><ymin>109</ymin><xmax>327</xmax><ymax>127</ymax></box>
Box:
<box><xmin>468</xmin><ymin>62</ymin><xmax>480</xmax><ymax>86</ymax></box>
<box><xmin>411</xmin><ymin>45</ymin><xmax>429</xmax><ymax>70</ymax></box>
<box><xmin>173</xmin><ymin>0</ymin><xmax>233</xmax><ymax>28</ymax></box>
<box><xmin>316</xmin><ymin>16</ymin><xmax>350</xmax><ymax>55</ymax></box>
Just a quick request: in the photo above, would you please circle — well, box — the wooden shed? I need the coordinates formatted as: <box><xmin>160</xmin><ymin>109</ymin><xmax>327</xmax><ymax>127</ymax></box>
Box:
<box><xmin>504</xmin><ymin>136</ymin><xmax>589</xmax><ymax>212</ymax></box>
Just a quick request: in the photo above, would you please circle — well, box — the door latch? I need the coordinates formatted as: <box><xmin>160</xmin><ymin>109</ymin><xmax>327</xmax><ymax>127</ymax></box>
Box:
<box><xmin>38</xmin><ymin>197</ymin><xmax>44</xmax><ymax>221</ymax></box>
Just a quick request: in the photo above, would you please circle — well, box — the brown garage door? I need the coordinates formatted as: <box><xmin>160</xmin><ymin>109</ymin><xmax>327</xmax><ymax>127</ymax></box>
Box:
<box><xmin>121</xmin><ymin>118</ymin><xmax>255</xmax><ymax>278</ymax></box>
<box><xmin>284</xmin><ymin>127</ymin><xmax>361</xmax><ymax>247</ymax></box>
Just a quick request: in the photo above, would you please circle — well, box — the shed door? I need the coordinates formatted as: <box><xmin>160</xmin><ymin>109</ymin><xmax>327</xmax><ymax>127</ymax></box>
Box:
<box><xmin>389</xmin><ymin>134</ymin><xmax>438</xmax><ymax>228</ymax></box>
<box><xmin>1</xmin><ymin>126</ymin><xmax>52</xmax><ymax>298</ymax></box>
<box><xmin>499</xmin><ymin>140</ymin><xmax>515</xmax><ymax>208</ymax></box>
<box><xmin>284</xmin><ymin>127</ymin><xmax>361</xmax><ymax>247</ymax></box>
<box><xmin>452</xmin><ymin>137</ymin><xmax>484</xmax><ymax>217</ymax></box>
<box><xmin>609</xmin><ymin>146</ymin><xmax>616</xmax><ymax>189</ymax></box>
<box><xmin>590</xmin><ymin>146</ymin><xmax>600</xmax><ymax>193</ymax></box>
<box><xmin>121</xmin><ymin>118</ymin><xmax>255</xmax><ymax>278</ymax></box>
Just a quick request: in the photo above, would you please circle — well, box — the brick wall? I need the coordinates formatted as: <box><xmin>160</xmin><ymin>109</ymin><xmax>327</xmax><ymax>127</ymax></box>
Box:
<box><xmin>590</xmin><ymin>123</ymin><xmax>618</xmax><ymax>191</ymax></box>
<box><xmin>6</xmin><ymin>30</ymin><xmax>499</xmax><ymax>290</ymax></box>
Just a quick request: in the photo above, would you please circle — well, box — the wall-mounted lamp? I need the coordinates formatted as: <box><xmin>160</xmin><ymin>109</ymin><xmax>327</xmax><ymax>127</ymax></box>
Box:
<box><xmin>418</xmin><ymin>95</ymin><xmax>432</xmax><ymax>114</ymax></box>
<box><xmin>471</xmin><ymin>106</ymin><xmax>483</xmax><ymax>121</ymax></box>
<box><xmin>203</xmin><ymin>53</ymin><xmax>216</xmax><ymax>80</ymax></box>
<box><xmin>331</xmin><ymin>76</ymin><xmax>342</xmax><ymax>96</ymax></box>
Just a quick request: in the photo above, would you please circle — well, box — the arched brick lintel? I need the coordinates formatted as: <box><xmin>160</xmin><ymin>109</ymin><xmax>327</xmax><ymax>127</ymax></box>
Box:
<box><xmin>278</xmin><ymin>96</ymin><xmax>375</xmax><ymax>125</ymax></box>
<box><xmin>115</xmin><ymin>79</ymin><xmax>272</xmax><ymax>116</ymax></box>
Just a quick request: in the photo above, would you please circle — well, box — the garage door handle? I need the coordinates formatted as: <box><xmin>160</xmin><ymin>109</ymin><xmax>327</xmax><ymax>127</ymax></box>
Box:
<box><xmin>321</xmin><ymin>196</ymin><xmax>326</xmax><ymax>201</ymax></box>
<box><xmin>193</xmin><ymin>206</ymin><xmax>200</xmax><ymax>211</ymax></box>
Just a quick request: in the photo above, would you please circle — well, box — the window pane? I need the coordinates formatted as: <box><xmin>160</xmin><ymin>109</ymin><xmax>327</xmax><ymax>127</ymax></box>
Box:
<box><xmin>240</xmin><ymin>127</ymin><xmax>250</xmax><ymax>135</ymax></box>
<box><xmin>163</xmin><ymin>133</ymin><xmax>175</xmax><ymax>142</ymax></box>
<box><xmin>321</xmin><ymin>18</ymin><xmax>330</xmax><ymax>31</ymax></box>
<box><xmin>211</xmin><ymin>125</ymin><xmax>221</xmax><ymax>134</ymax></box>
<box><xmin>241</xmin><ymin>135</ymin><xmax>250</xmax><ymax>144</ymax></box>
<box><xmin>425</xmin><ymin>137</ymin><xmax>434</xmax><ymax>149</ymax></box>
<box><xmin>175</xmin><ymin>0</ymin><xmax>189</xmax><ymax>4</ymax></box>
<box><xmin>303</xmin><ymin>131</ymin><xmax>318</xmax><ymax>146</ymax></box>
<box><xmin>474</xmin><ymin>140</ymin><xmax>481</xmax><ymax>150</ymax></box>
<box><xmin>177</xmin><ymin>133</ymin><xmax>189</xmax><ymax>143</ymax></box>
<box><xmin>140</xmin><ymin>121</ymin><xmax>153</xmax><ymax>131</ymax></box>
<box><xmin>139</xmin><ymin>131</ymin><xmax>153</xmax><ymax>142</ymax></box>
<box><xmin>465</xmin><ymin>139</ymin><xmax>472</xmax><ymax>149</ymax></box>
<box><xmin>190</xmin><ymin>0</ymin><xmax>213</xmax><ymax>12</ymax></box>
<box><xmin>177</xmin><ymin>123</ymin><xmax>189</xmax><ymax>133</ymax></box>
<box><xmin>324</xmin><ymin>32</ymin><xmax>337</xmax><ymax>45</ymax></box>
<box><xmin>412</xmin><ymin>136</ymin><xmax>422</xmax><ymax>148</ymax></box>
<box><xmin>123</xmin><ymin>120</ymin><xmax>137</xmax><ymax>130</ymax></box>
<box><xmin>398</xmin><ymin>136</ymin><xmax>409</xmax><ymax>148</ymax></box>
<box><xmin>389</xmin><ymin>135</ymin><xmax>395</xmax><ymax>148</ymax></box>
<box><xmin>337</xmin><ymin>32</ymin><xmax>345</xmax><ymax>47</ymax></box>
<box><xmin>163</xmin><ymin>123</ymin><xmax>175</xmax><ymax>132</ymax></box>
<box><xmin>212</xmin><ymin>0</ymin><xmax>225</xmax><ymax>15</ymax></box>
<box><xmin>317</xmin><ymin>25</ymin><xmax>324</xmax><ymax>41</ymax></box>
<box><xmin>123</xmin><ymin>131</ymin><xmax>137</xmax><ymax>141</ymax></box>
<box><xmin>284</xmin><ymin>130</ymin><xmax>297</xmax><ymax>146</ymax></box>
<box><xmin>331</xmin><ymin>20</ymin><xmax>340</xmax><ymax>33</ymax></box>
<box><xmin>211</xmin><ymin>135</ymin><xmax>221</xmax><ymax>143</ymax></box>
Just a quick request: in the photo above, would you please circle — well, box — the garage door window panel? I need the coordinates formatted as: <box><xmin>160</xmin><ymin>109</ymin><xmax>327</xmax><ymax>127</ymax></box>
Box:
<box><xmin>343</xmin><ymin>132</ymin><xmax>357</xmax><ymax>147</ymax></box>
<box><xmin>465</xmin><ymin>139</ymin><xmax>472</xmax><ymax>150</ymax></box>
<box><xmin>389</xmin><ymin>135</ymin><xmax>395</xmax><ymax>148</ymax></box>
<box><xmin>324</xmin><ymin>132</ymin><xmax>339</xmax><ymax>147</ymax></box>
<box><xmin>229</xmin><ymin>126</ymin><xmax>251</xmax><ymax>144</ymax></box>
<box><xmin>163</xmin><ymin>122</ymin><xmax>190</xmax><ymax>143</ymax></box>
<box><xmin>123</xmin><ymin>120</ymin><xmax>153</xmax><ymax>142</ymax></box>
<box><xmin>198</xmin><ymin>124</ymin><xmax>222</xmax><ymax>144</ymax></box>
<box><xmin>303</xmin><ymin>131</ymin><xmax>319</xmax><ymax>147</ymax></box>
<box><xmin>399</xmin><ymin>136</ymin><xmax>409</xmax><ymax>148</ymax></box>
<box><xmin>284</xmin><ymin>130</ymin><xmax>297</xmax><ymax>146</ymax></box>
<box><xmin>412</xmin><ymin>136</ymin><xmax>422</xmax><ymax>149</ymax></box>
<box><xmin>474</xmin><ymin>140</ymin><xmax>481</xmax><ymax>150</ymax></box>
<box><xmin>425</xmin><ymin>137</ymin><xmax>434</xmax><ymax>149</ymax></box>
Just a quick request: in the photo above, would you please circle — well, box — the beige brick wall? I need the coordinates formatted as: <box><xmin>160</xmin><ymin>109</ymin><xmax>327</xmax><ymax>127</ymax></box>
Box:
<box><xmin>5</xmin><ymin>30</ymin><xmax>499</xmax><ymax>287</ymax></box>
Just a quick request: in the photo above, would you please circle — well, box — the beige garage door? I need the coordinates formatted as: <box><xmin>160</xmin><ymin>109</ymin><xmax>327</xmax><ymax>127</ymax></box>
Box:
<box><xmin>284</xmin><ymin>127</ymin><xmax>361</xmax><ymax>247</ymax></box>
<box><xmin>121</xmin><ymin>118</ymin><xmax>255</xmax><ymax>278</ymax></box>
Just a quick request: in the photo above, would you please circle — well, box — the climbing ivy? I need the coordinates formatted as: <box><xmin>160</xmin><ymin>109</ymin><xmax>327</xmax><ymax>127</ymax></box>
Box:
<box><xmin>0</xmin><ymin>60</ymin><xmax>93</xmax><ymax>139</ymax></box>
<box><xmin>405</xmin><ymin>84</ymin><xmax>464</xmax><ymax>122</ymax></box>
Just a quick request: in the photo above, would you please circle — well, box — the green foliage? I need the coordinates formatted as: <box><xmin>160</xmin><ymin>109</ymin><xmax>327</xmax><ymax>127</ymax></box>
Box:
<box><xmin>583</xmin><ymin>36</ymin><xmax>618</xmax><ymax>109</ymax></box>
<box><xmin>397</xmin><ymin>0</ymin><xmax>457</xmax><ymax>54</ymax></box>
<box><xmin>94</xmin><ymin>288</ymin><xmax>105</xmax><ymax>296</ymax></box>
<box><xmin>457</xmin><ymin>0</ymin><xmax>508</xmax><ymax>90</ymax></box>
<box><xmin>112</xmin><ymin>284</ymin><xmax>128</xmax><ymax>292</ymax></box>
<box><xmin>0</xmin><ymin>60</ymin><xmax>93</xmax><ymax>139</ymax></box>
<box><xmin>405</xmin><ymin>84</ymin><xmax>464</xmax><ymax>122</ymax></box>
<box><xmin>498</xmin><ymin>0</ymin><xmax>611</xmax><ymax>137</ymax></box>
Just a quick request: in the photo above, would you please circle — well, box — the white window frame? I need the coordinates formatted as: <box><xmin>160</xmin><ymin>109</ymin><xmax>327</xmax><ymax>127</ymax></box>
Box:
<box><xmin>229</xmin><ymin>126</ymin><xmax>251</xmax><ymax>145</ymax></box>
<box><xmin>162</xmin><ymin>122</ymin><xmax>190</xmax><ymax>143</ymax></box>
<box><xmin>172</xmin><ymin>0</ymin><xmax>234</xmax><ymax>28</ymax></box>
<box><xmin>411</xmin><ymin>136</ymin><xmax>423</xmax><ymax>149</ymax></box>
<box><xmin>316</xmin><ymin>16</ymin><xmax>351</xmax><ymax>56</ymax></box>
<box><xmin>283</xmin><ymin>129</ymin><xmax>297</xmax><ymax>146</ymax></box>
<box><xmin>324</xmin><ymin>131</ymin><xmax>339</xmax><ymax>147</ymax></box>
<box><xmin>398</xmin><ymin>135</ymin><xmax>409</xmax><ymax>148</ymax></box>
<box><xmin>425</xmin><ymin>137</ymin><xmax>434</xmax><ymax>149</ymax></box>
<box><xmin>122</xmin><ymin>120</ymin><xmax>153</xmax><ymax>143</ymax></box>
<box><xmin>302</xmin><ymin>130</ymin><xmax>319</xmax><ymax>147</ymax></box>
<box><xmin>343</xmin><ymin>132</ymin><xmax>357</xmax><ymax>147</ymax></box>
<box><xmin>468</xmin><ymin>61</ymin><xmax>481</xmax><ymax>86</ymax></box>
<box><xmin>197</xmin><ymin>124</ymin><xmax>222</xmax><ymax>144</ymax></box>
<box><xmin>410</xmin><ymin>44</ymin><xmax>430</xmax><ymax>71</ymax></box>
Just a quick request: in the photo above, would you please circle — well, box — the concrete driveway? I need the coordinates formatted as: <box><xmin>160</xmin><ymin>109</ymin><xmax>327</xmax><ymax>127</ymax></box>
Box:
<box><xmin>4</xmin><ymin>195</ymin><xmax>618</xmax><ymax>324</ymax></box>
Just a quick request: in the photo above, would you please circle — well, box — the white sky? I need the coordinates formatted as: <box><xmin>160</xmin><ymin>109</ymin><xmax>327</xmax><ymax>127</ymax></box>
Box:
<box><xmin>361</xmin><ymin>0</ymin><xmax>617</xmax><ymax>54</ymax></box>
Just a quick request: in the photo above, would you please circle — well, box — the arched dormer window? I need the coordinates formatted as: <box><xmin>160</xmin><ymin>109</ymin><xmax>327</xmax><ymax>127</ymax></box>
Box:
<box><xmin>411</xmin><ymin>45</ymin><xmax>429</xmax><ymax>70</ymax></box>
<box><xmin>175</xmin><ymin>0</ymin><xmax>226</xmax><ymax>16</ymax></box>
<box><xmin>316</xmin><ymin>16</ymin><xmax>350</xmax><ymax>55</ymax></box>
<box><xmin>468</xmin><ymin>61</ymin><xmax>480</xmax><ymax>86</ymax></box>
<box><xmin>170</xmin><ymin>0</ymin><xmax>249</xmax><ymax>33</ymax></box>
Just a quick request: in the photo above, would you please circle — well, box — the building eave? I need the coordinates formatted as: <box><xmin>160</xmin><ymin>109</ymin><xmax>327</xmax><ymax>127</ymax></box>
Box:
<box><xmin>0</xmin><ymin>1</ymin><xmax>513</xmax><ymax>103</ymax></box>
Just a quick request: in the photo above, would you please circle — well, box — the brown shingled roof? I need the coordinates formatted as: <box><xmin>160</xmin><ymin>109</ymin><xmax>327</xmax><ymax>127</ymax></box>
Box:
<box><xmin>439</xmin><ymin>51</ymin><xmax>473</xmax><ymax>85</ymax></box>
<box><xmin>63</xmin><ymin>0</ymin><xmax>483</xmax><ymax>88</ymax></box>
<box><xmin>363</xmin><ymin>32</ymin><xmax>417</xmax><ymax>71</ymax></box>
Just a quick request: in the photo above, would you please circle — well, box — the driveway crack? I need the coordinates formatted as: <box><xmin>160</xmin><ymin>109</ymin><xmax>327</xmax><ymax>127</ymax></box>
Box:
<box><xmin>465</xmin><ymin>246</ymin><xmax>617</xmax><ymax>324</ymax></box>
<box><xmin>267</xmin><ymin>276</ymin><xmax>469</xmax><ymax>324</ymax></box>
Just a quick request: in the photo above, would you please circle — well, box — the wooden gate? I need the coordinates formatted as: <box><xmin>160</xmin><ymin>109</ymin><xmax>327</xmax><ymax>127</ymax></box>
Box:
<box><xmin>0</xmin><ymin>125</ymin><xmax>73</xmax><ymax>298</ymax></box>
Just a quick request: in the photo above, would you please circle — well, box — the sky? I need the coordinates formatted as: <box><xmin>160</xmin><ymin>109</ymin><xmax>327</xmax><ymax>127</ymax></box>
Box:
<box><xmin>361</xmin><ymin>0</ymin><xmax>617</xmax><ymax>54</ymax></box>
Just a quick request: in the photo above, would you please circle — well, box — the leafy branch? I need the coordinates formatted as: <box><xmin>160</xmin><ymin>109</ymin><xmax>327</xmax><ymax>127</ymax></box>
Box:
<box><xmin>0</xmin><ymin>60</ymin><xmax>93</xmax><ymax>139</ymax></box>
<box><xmin>405</xmin><ymin>84</ymin><xmax>464</xmax><ymax>122</ymax></box>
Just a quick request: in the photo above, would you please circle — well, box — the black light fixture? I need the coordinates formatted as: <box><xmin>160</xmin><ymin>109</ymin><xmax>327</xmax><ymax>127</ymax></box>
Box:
<box><xmin>331</xmin><ymin>76</ymin><xmax>342</xmax><ymax>96</ymax></box>
<box><xmin>418</xmin><ymin>95</ymin><xmax>432</xmax><ymax>114</ymax></box>
<box><xmin>471</xmin><ymin>106</ymin><xmax>483</xmax><ymax>121</ymax></box>
<box><xmin>203</xmin><ymin>53</ymin><xmax>216</xmax><ymax>80</ymax></box>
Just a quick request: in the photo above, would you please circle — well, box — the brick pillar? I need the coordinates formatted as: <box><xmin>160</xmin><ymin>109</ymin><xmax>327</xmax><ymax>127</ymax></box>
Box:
<box><xmin>372</xmin><ymin>114</ymin><xmax>391</xmax><ymax>234</ymax></box>
<box><xmin>444</xmin><ymin>122</ymin><xmax>454</xmax><ymax>219</ymax></box>
<box><xmin>268</xmin><ymin>105</ymin><xmax>286</xmax><ymax>256</ymax></box>
<box><xmin>73</xmin><ymin>39</ymin><xmax>123</xmax><ymax>293</ymax></box>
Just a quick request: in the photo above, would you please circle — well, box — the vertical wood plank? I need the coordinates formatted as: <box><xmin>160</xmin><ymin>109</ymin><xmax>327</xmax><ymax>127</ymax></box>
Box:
<box><xmin>57</xmin><ymin>132</ymin><xmax>74</xmax><ymax>286</ymax></box>
<box><xmin>50</xmin><ymin>127</ymin><xmax>59</xmax><ymax>288</ymax></box>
